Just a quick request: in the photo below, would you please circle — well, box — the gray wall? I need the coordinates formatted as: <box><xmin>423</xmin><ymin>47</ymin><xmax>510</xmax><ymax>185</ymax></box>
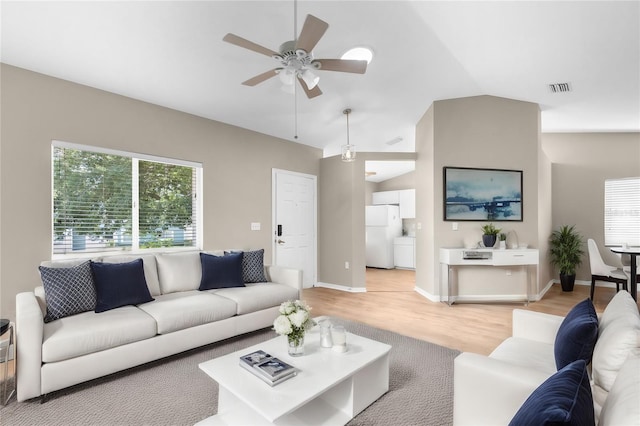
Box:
<box><xmin>542</xmin><ymin>132</ymin><xmax>640</xmax><ymax>281</ymax></box>
<box><xmin>415</xmin><ymin>95</ymin><xmax>549</xmax><ymax>298</ymax></box>
<box><xmin>0</xmin><ymin>64</ymin><xmax>322</xmax><ymax>318</ymax></box>
<box><xmin>318</xmin><ymin>152</ymin><xmax>416</xmax><ymax>290</ymax></box>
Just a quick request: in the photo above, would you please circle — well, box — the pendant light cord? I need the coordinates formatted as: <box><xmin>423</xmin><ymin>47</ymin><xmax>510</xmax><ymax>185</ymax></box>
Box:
<box><xmin>293</xmin><ymin>0</ymin><xmax>298</xmax><ymax>139</ymax></box>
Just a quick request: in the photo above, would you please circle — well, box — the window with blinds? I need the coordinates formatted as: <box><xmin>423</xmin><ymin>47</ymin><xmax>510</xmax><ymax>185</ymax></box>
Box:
<box><xmin>604</xmin><ymin>177</ymin><xmax>640</xmax><ymax>246</ymax></box>
<box><xmin>52</xmin><ymin>142</ymin><xmax>202</xmax><ymax>255</ymax></box>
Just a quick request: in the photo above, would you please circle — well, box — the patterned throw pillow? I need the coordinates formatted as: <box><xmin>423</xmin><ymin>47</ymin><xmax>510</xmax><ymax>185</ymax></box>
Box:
<box><xmin>241</xmin><ymin>249</ymin><xmax>267</xmax><ymax>283</ymax></box>
<box><xmin>39</xmin><ymin>261</ymin><xmax>97</xmax><ymax>323</ymax></box>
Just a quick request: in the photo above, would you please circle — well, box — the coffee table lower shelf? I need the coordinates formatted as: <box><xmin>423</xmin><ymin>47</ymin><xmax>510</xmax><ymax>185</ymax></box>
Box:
<box><xmin>196</xmin><ymin>329</ymin><xmax>391</xmax><ymax>426</ymax></box>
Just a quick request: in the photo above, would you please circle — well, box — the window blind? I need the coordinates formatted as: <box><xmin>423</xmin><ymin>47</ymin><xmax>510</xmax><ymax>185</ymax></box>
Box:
<box><xmin>604</xmin><ymin>177</ymin><xmax>640</xmax><ymax>246</ymax></box>
<box><xmin>52</xmin><ymin>143</ymin><xmax>201</xmax><ymax>255</ymax></box>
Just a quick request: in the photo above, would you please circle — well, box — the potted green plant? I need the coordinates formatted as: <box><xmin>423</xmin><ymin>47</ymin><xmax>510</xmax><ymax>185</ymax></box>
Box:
<box><xmin>498</xmin><ymin>233</ymin><xmax>507</xmax><ymax>250</ymax></box>
<box><xmin>481</xmin><ymin>223</ymin><xmax>501</xmax><ymax>248</ymax></box>
<box><xmin>549</xmin><ymin>225</ymin><xmax>585</xmax><ymax>292</ymax></box>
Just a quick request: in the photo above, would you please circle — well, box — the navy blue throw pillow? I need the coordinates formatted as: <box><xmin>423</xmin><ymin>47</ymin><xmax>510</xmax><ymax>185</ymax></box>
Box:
<box><xmin>90</xmin><ymin>259</ymin><xmax>154</xmax><ymax>313</ymax></box>
<box><xmin>199</xmin><ymin>252</ymin><xmax>245</xmax><ymax>290</ymax></box>
<box><xmin>509</xmin><ymin>359</ymin><xmax>594</xmax><ymax>426</ymax></box>
<box><xmin>554</xmin><ymin>298</ymin><xmax>599</xmax><ymax>369</ymax></box>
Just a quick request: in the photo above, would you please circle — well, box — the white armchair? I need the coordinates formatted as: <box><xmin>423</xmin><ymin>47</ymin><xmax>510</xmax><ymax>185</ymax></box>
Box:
<box><xmin>454</xmin><ymin>291</ymin><xmax>640</xmax><ymax>426</ymax></box>
<box><xmin>453</xmin><ymin>309</ymin><xmax>563</xmax><ymax>425</ymax></box>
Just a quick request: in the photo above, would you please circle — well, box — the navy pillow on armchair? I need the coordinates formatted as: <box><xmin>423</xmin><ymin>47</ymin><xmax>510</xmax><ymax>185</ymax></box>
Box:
<box><xmin>554</xmin><ymin>298</ymin><xmax>599</xmax><ymax>369</ymax></box>
<box><xmin>509</xmin><ymin>359</ymin><xmax>594</xmax><ymax>426</ymax></box>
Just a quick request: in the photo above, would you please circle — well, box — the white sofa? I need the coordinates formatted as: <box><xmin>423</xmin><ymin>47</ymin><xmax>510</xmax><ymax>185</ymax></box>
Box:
<box><xmin>454</xmin><ymin>290</ymin><xmax>640</xmax><ymax>425</ymax></box>
<box><xmin>15</xmin><ymin>250</ymin><xmax>302</xmax><ymax>402</ymax></box>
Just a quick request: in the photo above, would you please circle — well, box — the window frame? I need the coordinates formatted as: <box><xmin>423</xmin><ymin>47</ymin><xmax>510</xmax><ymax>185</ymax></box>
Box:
<box><xmin>51</xmin><ymin>140</ymin><xmax>203</xmax><ymax>259</ymax></box>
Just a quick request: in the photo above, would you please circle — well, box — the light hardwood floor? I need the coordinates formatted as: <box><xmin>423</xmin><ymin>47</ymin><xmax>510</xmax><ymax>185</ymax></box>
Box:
<box><xmin>302</xmin><ymin>268</ymin><xmax>637</xmax><ymax>355</ymax></box>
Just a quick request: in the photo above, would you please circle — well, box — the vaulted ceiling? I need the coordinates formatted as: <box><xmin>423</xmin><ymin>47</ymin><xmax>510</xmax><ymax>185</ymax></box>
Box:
<box><xmin>2</xmin><ymin>1</ymin><xmax>638</xmax><ymax>158</ymax></box>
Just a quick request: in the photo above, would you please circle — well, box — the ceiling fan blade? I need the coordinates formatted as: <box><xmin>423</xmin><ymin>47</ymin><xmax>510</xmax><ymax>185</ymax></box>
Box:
<box><xmin>242</xmin><ymin>69</ymin><xmax>279</xmax><ymax>86</ymax></box>
<box><xmin>223</xmin><ymin>33</ymin><xmax>279</xmax><ymax>57</ymax></box>
<box><xmin>297</xmin><ymin>76</ymin><xmax>322</xmax><ymax>99</ymax></box>
<box><xmin>314</xmin><ymin>59</ymin><xmax>367</xmax><ymax>74</ymax></box>
<box><xmin>295</xmin><ymin>15</ymin><xmax>329</xmax><ymax>53</ymax></box>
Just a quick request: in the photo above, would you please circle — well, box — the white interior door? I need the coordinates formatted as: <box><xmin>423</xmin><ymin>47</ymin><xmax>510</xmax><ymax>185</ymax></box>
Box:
<box><xmin>272</xmin><ymin>169</ymin><xmax>317</xmax><ymax>288</ymax></box>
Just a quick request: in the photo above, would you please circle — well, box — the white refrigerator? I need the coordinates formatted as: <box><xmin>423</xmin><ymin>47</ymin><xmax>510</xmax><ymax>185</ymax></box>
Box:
<box><xmin>366</xmin><ymin>205</ymin><xmax>403</xmax><ymax>268</ymax></box>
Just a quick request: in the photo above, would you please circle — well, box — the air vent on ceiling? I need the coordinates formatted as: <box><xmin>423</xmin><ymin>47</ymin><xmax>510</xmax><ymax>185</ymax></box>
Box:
<box><xmin>549</xmin><ymin>82</ymin><xmax>572</xmax><ymax>93</ymax></box>
<box><xmin>386</xmin><ymin>137</ymin><xmax>403</xmax><ymax>146</ymax></box>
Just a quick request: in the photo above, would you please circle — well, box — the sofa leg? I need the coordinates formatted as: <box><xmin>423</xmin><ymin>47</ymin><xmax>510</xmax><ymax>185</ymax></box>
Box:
<box><xmin>40</xmin><ymin>394</ymin><xmax>47</xmax><ymax>404</ymax></box>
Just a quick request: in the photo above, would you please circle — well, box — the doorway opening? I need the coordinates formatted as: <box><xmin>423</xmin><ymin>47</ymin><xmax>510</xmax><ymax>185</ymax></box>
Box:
<box><xmin>364</xmin><ymin>160</ymin><xmax>416</xmax><ymax>290</ymax></box>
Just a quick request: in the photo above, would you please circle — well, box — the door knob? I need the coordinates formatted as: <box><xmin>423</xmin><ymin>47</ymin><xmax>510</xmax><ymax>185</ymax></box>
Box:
<box><xmin>276</xmin><ymin>239</ymin><xmax>286</xmax><ymax>245</ymax></box>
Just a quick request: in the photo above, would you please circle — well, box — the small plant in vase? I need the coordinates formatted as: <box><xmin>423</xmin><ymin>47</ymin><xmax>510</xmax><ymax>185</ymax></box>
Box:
<box><xmin>499</xmin><ymin>233</ymin><xmax>507</xmax><ymax>250</ymax></box>
<box><xmin>481</xmin><ymin>223</ymin><xmax>501</xmax><ymax>248</ymax></box>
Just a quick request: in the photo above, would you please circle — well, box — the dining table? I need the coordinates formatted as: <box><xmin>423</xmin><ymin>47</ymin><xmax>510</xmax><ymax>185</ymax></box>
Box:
<box><xmin>610</xmin><ymin>246</ymin><xmax>640</xmax><ymax>301</ymax></box>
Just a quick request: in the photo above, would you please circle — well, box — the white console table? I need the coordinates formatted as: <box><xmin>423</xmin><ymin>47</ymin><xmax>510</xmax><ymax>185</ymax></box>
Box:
<box><xmin>439</xmin><ymin>248</ymin><xmax>539</xmax><ymax>306</ymax></box>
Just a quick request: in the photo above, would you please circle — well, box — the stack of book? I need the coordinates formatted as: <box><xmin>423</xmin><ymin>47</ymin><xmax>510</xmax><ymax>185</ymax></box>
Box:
<box><xmin>239</xmin><ymin>350</ymin><xmax>298</xmax><ymax>386</ymax></box>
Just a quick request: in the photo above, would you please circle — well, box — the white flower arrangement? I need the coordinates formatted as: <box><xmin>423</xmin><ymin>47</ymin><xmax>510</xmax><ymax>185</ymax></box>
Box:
<box><xmin>273</xmin><ymin>300</ymin><xmax>315</xmax><ymax>345</ymax></box>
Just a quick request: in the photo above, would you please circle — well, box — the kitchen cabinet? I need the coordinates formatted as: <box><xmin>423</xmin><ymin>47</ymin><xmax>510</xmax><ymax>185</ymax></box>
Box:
<box><xmin>372</xmin><ymin>190</ymin><xmax>400</xmax><ymax>205</ymax></box>
<box><xmin>372</xmin><ymin>189</ymin><xmax>415</xmax><ymax>219</ymax></box>
<box><xmin>394</xmin><ymin>237</ymin><xmax>415</xmax><ymax>269</ymax></box>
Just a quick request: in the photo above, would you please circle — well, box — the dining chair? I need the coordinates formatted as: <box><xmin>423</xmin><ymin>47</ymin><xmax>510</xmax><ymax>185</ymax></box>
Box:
<box><xmin>587</xmin><ymin>239</ymin><xmax>628</xmax><ymax>300</ymax></box>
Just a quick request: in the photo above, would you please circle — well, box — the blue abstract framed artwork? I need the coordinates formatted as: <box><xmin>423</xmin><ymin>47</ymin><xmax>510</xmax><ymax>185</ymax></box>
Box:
<box><xmin>443</xmin><ymin>167</ymin><xmax>523</xmax><ymax>221</ymax></box>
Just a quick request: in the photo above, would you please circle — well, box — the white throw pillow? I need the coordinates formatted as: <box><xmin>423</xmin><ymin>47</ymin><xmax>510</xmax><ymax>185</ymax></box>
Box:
<box><xmin>592</xmin><ymin>314</ymin><xmax>640</xmax><ymax>393</ymax></box>
<box><xmin>155</xmin><ymin>252</ymin><xmax>202</xmax><ymax>294</ymax></box>
<box><xmin>598</xmin><ymin>354</ymin><xmax>640</xmax><ymax>426</ymax></box>
<box><xmin>598</xmin><ymin>290</ymin><xmax>639</xmax><ymax>335</ymax></box>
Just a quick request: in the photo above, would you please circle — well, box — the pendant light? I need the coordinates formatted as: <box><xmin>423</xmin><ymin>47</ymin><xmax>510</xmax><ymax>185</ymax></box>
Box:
<box><xmin>341</xmin><ymin>108</ymin><xmax>356</xmax><ymax>162</ymax></box>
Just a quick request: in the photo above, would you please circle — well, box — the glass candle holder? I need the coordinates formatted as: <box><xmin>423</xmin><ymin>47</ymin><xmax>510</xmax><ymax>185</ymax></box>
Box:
<box><xmin>331</xmin><ymin>325</ymin><xmax>347</xmax><ymax>352</ymax></box>
<box><xmin>319</xmin><ymin>320</ymin><xmax>333</xmax><ymax>348</ymax></box>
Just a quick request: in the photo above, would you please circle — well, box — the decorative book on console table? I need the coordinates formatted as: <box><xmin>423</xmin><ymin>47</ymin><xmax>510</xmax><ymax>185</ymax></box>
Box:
<box><xmin>239</xmin><ymin>350</ymin><xmax>298</xmax><ymax>386</ymax></box>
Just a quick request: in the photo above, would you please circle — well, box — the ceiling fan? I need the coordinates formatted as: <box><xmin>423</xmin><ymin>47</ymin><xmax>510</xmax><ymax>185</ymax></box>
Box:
<box><xmin>223</xmin><ymin>14</ymin><xmax>367</xmax><ymax>99</ymax></box>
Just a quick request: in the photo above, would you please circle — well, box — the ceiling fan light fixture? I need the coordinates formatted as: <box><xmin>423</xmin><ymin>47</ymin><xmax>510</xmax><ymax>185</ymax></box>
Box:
<box><xmin>279</xmin><ymin>69</ymin><xmax>295</xmax><ymax>85</ymax></box>
<box><xmin>300</xmin><ymin>69</ymin><xmax>319</xmax><ymax>90</ymax></box>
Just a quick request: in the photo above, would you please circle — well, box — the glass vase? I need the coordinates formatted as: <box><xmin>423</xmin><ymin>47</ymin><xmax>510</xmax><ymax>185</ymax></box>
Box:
<box><xmin>287</xmin><ymin>334</ymin><xmax>305</xmax><ymax>357</ymax></box>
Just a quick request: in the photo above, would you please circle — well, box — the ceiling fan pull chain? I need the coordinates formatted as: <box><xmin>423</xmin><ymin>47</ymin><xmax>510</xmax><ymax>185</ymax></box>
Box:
<box><xmin>294</xmin><ymin>78</ymin><xmax>298</xmax><ymax>139</ymax></box>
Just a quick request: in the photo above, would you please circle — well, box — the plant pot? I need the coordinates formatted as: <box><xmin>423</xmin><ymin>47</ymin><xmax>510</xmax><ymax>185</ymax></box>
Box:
<box><xmin>482</xmin><ymin>235</ymin><xmax>497</xmax><ymax>248</ymax></box>
<box><xmin>560</xmin><ymin>273</ymin><xmax>576</xmax><ymax>292</ymax></box>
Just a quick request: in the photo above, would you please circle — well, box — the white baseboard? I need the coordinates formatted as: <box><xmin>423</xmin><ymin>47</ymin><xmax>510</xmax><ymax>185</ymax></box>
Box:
<box><xmin>414</xmin><ymin>286</ymin><xmax>441</xmax><ymax>302</ymax></box>
<box><xmin>314</xmin><ymin>282</ymin><xmax>367</xmax><ymax>293</ymax></box>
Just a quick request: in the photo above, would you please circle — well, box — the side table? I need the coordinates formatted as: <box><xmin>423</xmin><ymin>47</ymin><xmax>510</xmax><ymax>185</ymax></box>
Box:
<box><xmin>0</xmin><ymin>320</ymin><xmax>16</xmax><ymax>405</ymax></box>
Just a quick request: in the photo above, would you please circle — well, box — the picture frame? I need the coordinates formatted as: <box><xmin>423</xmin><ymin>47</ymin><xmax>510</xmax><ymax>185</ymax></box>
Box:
<box><xmin>443</xmin><ymin>167</ymin><xmax>523</xmax><ymax>221</ymax></box>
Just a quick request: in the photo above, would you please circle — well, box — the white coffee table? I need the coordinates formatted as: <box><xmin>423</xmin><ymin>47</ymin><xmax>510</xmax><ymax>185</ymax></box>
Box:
<box><xmin>197</xmin><ymin>326</ymin><xmax>391</xmax><ymax>426</ymax></box>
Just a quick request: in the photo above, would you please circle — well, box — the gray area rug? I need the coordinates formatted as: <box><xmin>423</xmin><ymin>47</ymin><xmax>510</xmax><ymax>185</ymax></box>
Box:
<box><xmin>1</xmin><ymin>318</ymin><xmax>459</xmax><ymax>425</ymax></box>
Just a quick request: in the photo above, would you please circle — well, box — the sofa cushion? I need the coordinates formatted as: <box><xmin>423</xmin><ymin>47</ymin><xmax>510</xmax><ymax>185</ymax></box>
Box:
<box><xmin>156</xmin><ymin>251</ymin><xmax>201</xmax><ymax>294</ymax></box>
<box><xmin>137</xmin><ymin>291</ymin><xmax>237</xmax><ymax>334</ymax></box>
<box><xmin>199</xmin><ymin>252</ymin><xmax>245</xmax><ymax>290</ymax></box>
<box><xmin>598</xmin><ymin>290</ymin><xmax>639</xmax><ymax>335</ymax></box>
<box><xmin>39</xmin><ymin>261</ymin><xmax>97</xmax><ymax>323</ymax></box>
<box><xmin>100</xmin><ymin>254</ymin><xmax>161</xmax><ymax>296</ymax></box>
<box><xmin>42</xmin><ymin>306</ymin><xmax>157</xmax><ymax>363</ymax></box>
<box><xmin>554</xmin><ymin>298</ymin><xmax>598</xmax><ymax>369</ymax></box>
<box><xmin>508</xmin><ymin>359</ymin><xmax>594</xmax><ymax>426</ymax></box>
<box><xmin>591</xmin><ymin>313</ymin><xmax>640</xmax><ymax>394</ymax></box>
<box><xmin>210</xmin><ymin>282</ymin><xmax>299</xmax><ymax>315</ymax></box>
<box><xmin>598</xmin><ymin>355</ymin><xmax>640</xmax><ymax>426</ymax></box>
<box><xmin>90</xmin><ymin>259</ymin><xmax>155</xmax><ymax>313</ymax></box>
